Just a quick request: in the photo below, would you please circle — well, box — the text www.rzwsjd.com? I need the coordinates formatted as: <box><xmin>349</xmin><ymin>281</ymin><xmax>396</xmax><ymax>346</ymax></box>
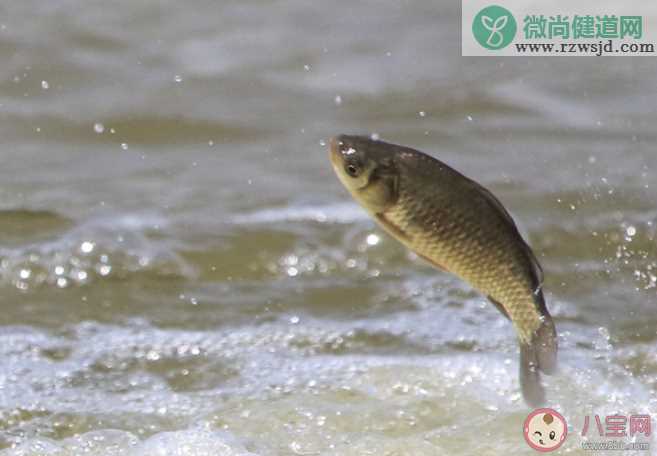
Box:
<box><xmin>515</xmin><ymin>39</ymin><xmax>655</xmax><ymax>55</ymax></box>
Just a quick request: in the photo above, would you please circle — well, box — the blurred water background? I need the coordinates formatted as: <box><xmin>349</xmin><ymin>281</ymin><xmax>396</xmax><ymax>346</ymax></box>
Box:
<box><xmin>0</xmin><ymin>1</ymin><xmax>656</xmax><ymax>455</ymax></box>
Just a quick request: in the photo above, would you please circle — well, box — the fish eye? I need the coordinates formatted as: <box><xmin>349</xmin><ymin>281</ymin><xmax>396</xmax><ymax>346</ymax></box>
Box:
<box><xmin>345</xmin><ymin>162</ymin><xmax>361</xmax><ymax>178</ymax></box>
<box><xmin>549</xmin><ymin>431</ymin><xmax>556</xmax><ymax>440</ymax></box>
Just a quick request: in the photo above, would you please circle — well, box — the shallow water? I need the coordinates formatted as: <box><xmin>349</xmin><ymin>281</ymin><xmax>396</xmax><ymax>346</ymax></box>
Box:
<box><xmin>1</xmin><ymin>1</ymin><xmax>657</xmax><ymax>455</ymax></box>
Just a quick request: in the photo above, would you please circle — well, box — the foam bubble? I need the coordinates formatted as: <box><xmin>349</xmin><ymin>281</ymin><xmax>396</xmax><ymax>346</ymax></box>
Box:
<box><xmin>231</xmin><ymin>202</ymin><xmax>367</xmax><ymax>225</ymax></box>
<box><xmin>129</xmin><ymin>429</ymin><xmax>256</xmax><ymax>456</ymax></box>
<box><xmin>1</xmin><ymin>429</ymin><xmax>255</xmax><ymax>456</ymax></box>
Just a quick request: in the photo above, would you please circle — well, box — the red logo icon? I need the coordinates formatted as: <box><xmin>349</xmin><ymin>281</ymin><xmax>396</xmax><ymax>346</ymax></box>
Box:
<box><xmin>523</xmin><ymin>408</ymin><xmax>568</xmax><ymax>452</ymax></box>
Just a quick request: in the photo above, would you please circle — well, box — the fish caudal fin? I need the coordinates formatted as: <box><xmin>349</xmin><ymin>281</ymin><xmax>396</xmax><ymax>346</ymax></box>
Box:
<box><xmin>535</xmin><ymin>313</ymin><xmax>558</xmax><ymax>375</ymax></box>
<box><xmin>532</xmin><ymin>289</ymin><xmax>558</xmax><ymax>376</ymax></box>
<box><xmin>519</xmin><ymin>310</ymin><xmax>558</xmax><ymax>407</ymax></box>
<box><xmin>519</xmin><ymin>341</ymin><xmax>545</xmax><ymax>407</ymax></box>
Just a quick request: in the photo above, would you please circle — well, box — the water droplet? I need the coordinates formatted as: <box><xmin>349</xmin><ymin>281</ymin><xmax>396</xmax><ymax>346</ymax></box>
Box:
<box><xmin>287</xmin><ymin>266</ymin><xmax>298</xmax><ymax>277</ymax></box>
<box><xmin>334</xmin><ymin>95</ymin><xmax>342</xmax><ymax>106</ymax></box>
<box><xmin>283</xmin><ymin>254</ymin><xmax>298</xmax><ymax>266</ymax></box>
<box><xmin>208</xmin><ymin>140</ymin><xmax>214</xmax><ymax>146</ymax></box>
<box><xmin>626</xmin><ymin>226</ymin><xmax>636</xmax><ymax>237</ymax></box>
<box><xmin>19</xmin><ymin>269</ymin><xmax>31</xmax><ymax>280</ymax></box>
<box><xmin>77</xmin><ymin>270</ymin><xmax>88</xmax><ymax>281</ymax></box>
<box><xmin>98</xmin><ymin>265</ymin><xmax>111</xmax><ymax>276</ymax></box>
<box><xmin>467</xmin><ymin>115</ymin><xmax>474</xmax><ymax>121</ymax></box>
<box><xmin>366</xmin><ymin>234</ymin><xmax>380</xmax><ymax>246</ymax></box>
<box><xmin>419</xmin><ymin>111</ymin><xmax>426</xmax><ymax>117</ymax></box>
<box><xmin>56</xmin><ymin>277</ymin><xmax>68</xmax><ymax>288</ymax></box>
<box><xmin>93</xmin><ymin>123</ymin><xmax>105</xmax><ymax>134</ymax></box>
<box><xmin>120</xmin><ymin>143</ymin><xmax>128</xmax><ymax>150</ymax></box>
<box><xmin>303</xmin><ymin>64</ymin><xmax>311</xmax><ymax>71</ymax></box>
<box><xmin>290</xmin><ymin>315</ymin><xmax>300</xmax><ymax>324</ymax></box>
<box><xmin>54</xmin><ymin>266</ymin><xmax>65</xmax><ymax>275</ymax></box>
<box><xmin>41</xmin><ymin>80</ymin><xmax>49</xmax><ymax>90</ymax></box>
<box><xmin>319</xmin><ymin>139</ymin><xmax>326</xmax><ymax>146</ymax></box>
<box><xmin>174</xmin><ymin>75</ymin><xmax>182</xmax><ymax>83</ymax></box>
<box><xmin>80</xmin><ymin>241</ymin><xmax>95</xmax><ymax>253</ymax></box>
<box><xmin>370</xmin><ymin>133</ymin><xmax>380</xmax><ymax>140</ymax></box>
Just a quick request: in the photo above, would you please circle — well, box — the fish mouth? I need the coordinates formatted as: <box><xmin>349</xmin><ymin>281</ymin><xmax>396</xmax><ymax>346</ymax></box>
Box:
<box><xmin>328</xmin><ymin>135</ymin><xmax>345</xmax><ymax>168</ymax></box>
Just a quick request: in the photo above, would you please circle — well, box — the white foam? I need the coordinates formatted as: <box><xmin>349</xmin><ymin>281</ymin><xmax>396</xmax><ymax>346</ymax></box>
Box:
<box><xmin>1</xmin><ymin>429</ymin><xmax>255</xmax><ymax>456</ymax></box>
<box><xmin>231</xmin><ymin>202</ymin><xmax>367</xmax><ymax>225</ymax></box>
<box><xmin>128</xmin><ymin>429</ymin><xmax>256</xmax><ymax>456</ymax></box>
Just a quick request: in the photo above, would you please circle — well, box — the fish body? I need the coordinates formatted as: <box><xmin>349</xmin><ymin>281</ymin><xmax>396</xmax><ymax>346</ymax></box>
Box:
<box><xmin>329</xmin><ymin>134</ymin><xmax>557</xmax><ymax>406</ymax></box>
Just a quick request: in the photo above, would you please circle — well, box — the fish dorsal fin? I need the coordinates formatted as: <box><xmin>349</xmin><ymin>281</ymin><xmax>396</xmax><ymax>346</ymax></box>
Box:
<box><xmin>524</xmin><ymin>240</ymin><xmax>544</xmax><ymax>290</ymax></box>
<box><xmin>487</xmin><ymin>295</ymin><xmax>510</xmax><ymax>320</ymax></box>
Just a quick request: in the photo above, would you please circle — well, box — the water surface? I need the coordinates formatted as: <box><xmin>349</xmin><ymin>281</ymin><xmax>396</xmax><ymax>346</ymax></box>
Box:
<box><xmin>1</xmin><ymin>1</ymin><xmax>656</xmax><ymax>454</ymax></box>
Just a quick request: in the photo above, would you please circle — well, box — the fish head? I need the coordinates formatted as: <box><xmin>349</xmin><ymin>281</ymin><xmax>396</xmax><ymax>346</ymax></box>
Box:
<box><xmin>328</xmin><ymin>135</ymin><xmax>398</xmax><ymax>213</ymax></box>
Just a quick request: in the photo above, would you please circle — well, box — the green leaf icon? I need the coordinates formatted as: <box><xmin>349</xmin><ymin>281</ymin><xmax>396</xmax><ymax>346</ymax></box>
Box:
<box><xmin>473</xmin><ymin>5</ymin><xmax>517</xmax><ymax>50</ymax></box>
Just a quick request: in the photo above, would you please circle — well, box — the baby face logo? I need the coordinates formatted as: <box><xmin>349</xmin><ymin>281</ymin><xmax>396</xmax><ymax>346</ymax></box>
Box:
<box><xmin>523</xmin><ymin>408</ymin><xmax>568</xmax><ymax>452</ymax></box>
<box><xmin>472</xmin><ymin>5</ymin><xmax>517</xmax><ymax>50</ymax></box>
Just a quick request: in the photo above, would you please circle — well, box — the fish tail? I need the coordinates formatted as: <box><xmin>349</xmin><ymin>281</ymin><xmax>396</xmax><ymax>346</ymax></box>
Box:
<box><xmin>519</xmin><ymin>341</ymin><xmax>545</xmax><ymax>407</ymax></box>
<box><xmin>533</xmin><ymin>289</ymin><xmax>558</xmax><ymax>375</ymax></box>
<box><xmin>519</xmin><ymin>290</ymin><xmax>558</xmax><ymax>407</ymax></box>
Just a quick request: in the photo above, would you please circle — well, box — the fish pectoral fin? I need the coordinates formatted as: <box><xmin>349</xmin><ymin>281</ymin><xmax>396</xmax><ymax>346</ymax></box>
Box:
<box><xmin>487</xmin><ymin>295</ymin><xmax>511</xmax><ymax>320</ymax></box>
<box><xmin>374</xmin><ymin>213</ymin><xmax>409</xmax><ymax>241</ymax></box>
<box><xmin>415</xmin><ymin>252</ymin><xmax>448</xmax><ymax>272</ymax></box>
<box><xmin>374</xmin><ymin>214</ymin><xmax>447</xmax><ymax>272</ymax></box>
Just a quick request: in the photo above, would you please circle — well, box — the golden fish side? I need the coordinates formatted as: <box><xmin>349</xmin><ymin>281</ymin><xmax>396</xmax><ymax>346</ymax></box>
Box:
<box><xmin>329</xmin><ymin>134</ymin><xmax>558</xmax><ymax>407</ymax></box>
<box><xmin>383</xmin><ymin>172</ymin><xmax>543</xmax><ymax>343</ymax></box>
<box><xmin>382</xmin><ymin>173</ymin><xmax>558</xmax><ymax>406</ymax></box>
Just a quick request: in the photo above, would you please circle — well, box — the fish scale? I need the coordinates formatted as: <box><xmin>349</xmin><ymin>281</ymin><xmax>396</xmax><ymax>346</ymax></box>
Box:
<box><xmin>329</xmin><ymin>134</ymin><xmax>558</xmax><ymax>406</ymax></box>
<box><xmin>386</xmin><ymin>172</ymin><xmax>543</xmax><ymax>343</ymax></box>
